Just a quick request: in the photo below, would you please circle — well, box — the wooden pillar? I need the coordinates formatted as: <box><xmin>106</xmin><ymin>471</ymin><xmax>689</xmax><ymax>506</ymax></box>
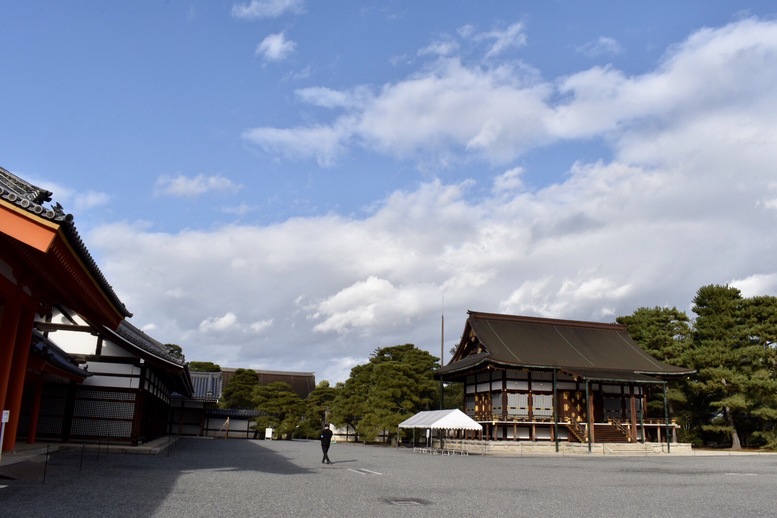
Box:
<box><xmin>629</xmin><ymin>388</ymin><xmax>638</xmax><ymax>442</ymax></box>
<box><xmin>0</xmin><ymin>297</ymin><xmax>22</xmax><ymax>422</ymax></box>
<box><xmin>586</xmin><ymin>380</ymin><xmax>594</xmax><ymax>449</ymax></box>
<box><xmin>26</xmin><ymin>377</ymin><xmax>45</xmax><ymax>443</ymax></box>
<box><xmin>2</xmin><ymin>301</ymin><xmax>35</xmax><ymax>452</ymax></box>
<box><xmin>552</xmin><ymin>369</ymin><xmax>559</xmax><ymax>452</ymax></box>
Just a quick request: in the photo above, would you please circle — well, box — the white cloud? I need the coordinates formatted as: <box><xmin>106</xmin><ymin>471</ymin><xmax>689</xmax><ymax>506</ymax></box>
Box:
<box><xmin>242</xmin><ymin>122</ymin><xmax>351</xmax><ymax>167</ymax></box>
<box><xmin>154</xmin><ymin>174</ymin><xmax>242</xmax><ymax>198</ymax></box>
<box><xmin>730</xmin><ymin>273</ymin><xmax>777</xmax><ymax>298</ymax></box>
<box><xmin>475</xmin><ymin>22</ymin><xmax>528</xmax><ymax>58</ymax></box>
<box><xmin>232</xmin><ymin>0</ymin><xmax>304</xmax><ymax>20</ymax></box>
<box><xmin>577</xmin><ymin>36</ymin><xmax>623</xmax><ymax>57</ymax></box>
<box><xmin>250</xmin><ymin>319</ymin><xmax>274</xmax><ymax>332</ymax></box>
<box><xmin>199</xmin><ymin>312</ymin><xmax>239</xmax><ymax>332</ymax></box>
<box><xmin>294</xmin><ymin>86</ymin><xmax>371</xmax><ymax>109</ymax></box>
<box><xmin>244</xmin><ymin>18</ymin><xmax>777</xmax><ymax>174</ymax></box>
<box><xmin>418</xmin><ymin>38</ymin><xmax>459</xmax><ymax>57</ymax></box>
<box><xmin>256</xmin><ymin>32</ymin><xmax>297</xmax><ymax>61</ymax></box>
<box><xmin>492</xmin><ymin>167</ymin><xmax>525</xmax><ymax>195</ymax></box>
<box><xmin>33</xmin><ymin>178</ymin><xmax>110</xmax><ymax>212</ymax></box>
<box><xmin>87</xmin><ymin>18</ymin><xmax>777</xmax><ymax>384</ymax></box>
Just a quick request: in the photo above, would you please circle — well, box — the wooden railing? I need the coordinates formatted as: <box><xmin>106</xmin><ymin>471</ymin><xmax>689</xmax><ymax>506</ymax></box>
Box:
<box><xmin>608</xmin><ymin>418</ymin><xmax>633</xmax><ymax>442</ymax></box>
<box><xmin>564</xmin><ymin>418</ymin><xmax>587</xmax><ymax>443</ymax></box>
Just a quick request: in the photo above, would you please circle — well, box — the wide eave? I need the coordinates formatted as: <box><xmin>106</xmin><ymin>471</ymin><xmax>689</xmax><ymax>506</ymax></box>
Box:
<box><xmin>436</xmin><ymin>311</ymin><xmax>694</xmax><ymax>382</ymax></box>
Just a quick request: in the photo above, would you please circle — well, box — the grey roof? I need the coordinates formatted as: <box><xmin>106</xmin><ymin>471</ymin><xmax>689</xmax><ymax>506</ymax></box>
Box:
<box><xmin>0</xmin><ymin>166</ymin><xmax>131</xmax><ymax>319</ymax></box>
<box><xmin>30</xmin><ymin>329</ymin><xmax>91</xmax><ymax>381</ymax></box>
<box><xmin>437</xmin><ymin>311</ymin><xmax>694</xmax><ymax>381</ymax></box>
<box><xmin>102</xmin><ymin>321</ymin><xmax>193</xmax><ymax>397</ymax></box>
<box><xmin>111</xmin><ymin>320</ymin><xmax>186</xmax><ymax>366</ymax></box>
<box><xmin>190</xmin><ymin>371</ymin><xmax>223</xmax><ymax>401</ymax></box>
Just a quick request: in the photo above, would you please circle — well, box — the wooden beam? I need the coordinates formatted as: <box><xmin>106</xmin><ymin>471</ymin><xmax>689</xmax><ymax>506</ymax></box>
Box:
<box><xmin>0</xmin><ymin>201</ymin><xmax>57</xmax><ymax>253</ymax></box>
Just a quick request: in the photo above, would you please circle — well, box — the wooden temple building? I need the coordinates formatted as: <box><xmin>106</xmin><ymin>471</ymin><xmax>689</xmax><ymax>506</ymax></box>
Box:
<box><xmin>1</xmin><ymin>167</ymin><xmax>192</xmax><ymax>451</ymax></box>
<box><xmin>436</xmin><ymin>311</ymin><xmax>694</xmax><ymax>448</ymax></box>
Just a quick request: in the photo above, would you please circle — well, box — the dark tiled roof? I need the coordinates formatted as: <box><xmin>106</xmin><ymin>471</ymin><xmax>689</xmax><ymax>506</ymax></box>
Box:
<box><xmin>221</xmin><ymin>368</ymin><xmax>316</xmax><ymax>398</ymax></box>
<box><xmin>30</xmin><ymin>328</ymin><xmax>91</xmax><ymax>380</ymax></box>
<box><xmin>0</xmin><ymin>166</ymin><xmax>131</xmax><ymax>319</ymax></box>
<box><xmin>109</xmin><ymin>320</ymin><xmax>187</xmax><ymax>367</ymax></box>
<box><xmin>437</xmin><ymin>311</ymin><xmax>694</xmax><ymax>380</ymax></box>
<box><xmin>189</xmin><ymin>371</ymin><xmax>223</xmax><ymax>401</ymax></box>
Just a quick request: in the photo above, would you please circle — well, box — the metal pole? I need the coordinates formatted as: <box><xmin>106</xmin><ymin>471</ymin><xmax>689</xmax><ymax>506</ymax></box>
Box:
<box><xmin>439</xmin><ymin>309</ymin><xmax>444</xmax><ymax>410</ymax></box>
<box><xmin>585</xmin><ymin>380</ymin><xmax>591</xmax><ymax>453</ymax></box>
<box><xmin>553</xmin><ymin>369</ymin><xmax>559</xmax><ymax>453</ymax></box>
<box><xmin>42</xmin><ymin>445</ymin><xmax>50</xmax><ymax>483</ymax></box>
<box><xmin>663</xmin><ymin>382</ymin><xmax>671</xmax><ymax>453</ymax></box>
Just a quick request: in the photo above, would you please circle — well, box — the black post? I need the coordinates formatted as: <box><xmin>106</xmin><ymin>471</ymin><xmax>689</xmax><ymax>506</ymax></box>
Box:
<box><xmin>585</xmin><ymin>380</ymin><xmax>591</xmax><ymax>453</ymax></box>
<box><xmin>553</xmin><ymin>369</ymin><xmax>559</xmax><ymax>453</ymax></box>
<box><xmin>663</xmin><ymin>382</ymin><xmax>671</xmax><ymax>453</ymax></box>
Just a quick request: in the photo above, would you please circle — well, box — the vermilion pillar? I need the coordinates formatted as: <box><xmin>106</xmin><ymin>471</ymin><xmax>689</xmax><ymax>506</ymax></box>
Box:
<box><xmin>0</xmin><ymin>298</ymin><xmax>22</xmax><ymax>450</ymax></box>
<box><xmin>27</xmin><ymin>377</ymin><xmax>44</xmax><ymax>443</ymax></box>
<box><xmin>2</xmin><ymin>301</ymin><xmax>35</xmax><ymax>452</ymax></box>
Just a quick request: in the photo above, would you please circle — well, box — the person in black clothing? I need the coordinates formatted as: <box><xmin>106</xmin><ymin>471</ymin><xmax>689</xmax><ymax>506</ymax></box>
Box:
<box><xmin>320</xmin><ymin>424</ymin><xmax>333</xmax><ymax>464</ymax></box>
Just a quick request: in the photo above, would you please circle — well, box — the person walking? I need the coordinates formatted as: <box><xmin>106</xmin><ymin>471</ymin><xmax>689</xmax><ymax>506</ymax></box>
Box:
<box><xmin>320</xmin><ymin>424</ymin><xmax>333</xmax><ymax>464</ymax></box>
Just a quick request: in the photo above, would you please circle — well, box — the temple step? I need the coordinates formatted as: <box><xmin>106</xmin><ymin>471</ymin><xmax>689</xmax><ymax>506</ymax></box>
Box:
<box><xmin>593</xmin><ymin>423</ymin><xmax>631</xmax><ymax>443</ymax></box>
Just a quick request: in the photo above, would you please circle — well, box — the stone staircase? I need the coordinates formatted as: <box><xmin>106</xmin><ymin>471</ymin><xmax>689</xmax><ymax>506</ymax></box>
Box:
<box><xmin>593</xmin><ymin>423</ymin><xmax>631</xmax><ymax>443</ymax></box>
<box><xmin>441</xmin><ymin>439</ymin><xmax>693</xmax><ymax>456</ymax></box>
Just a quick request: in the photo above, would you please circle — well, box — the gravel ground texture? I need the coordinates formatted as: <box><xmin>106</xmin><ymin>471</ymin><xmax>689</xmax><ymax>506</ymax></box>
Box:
<box><xmin>1</xmin><ymin>438</ymin><xmax>776</xmax><ymax>518</ymax></box>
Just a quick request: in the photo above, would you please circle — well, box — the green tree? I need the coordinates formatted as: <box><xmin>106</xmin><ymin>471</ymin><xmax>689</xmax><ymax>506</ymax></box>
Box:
<box><xmin>738</xmin><ymin>294</ymin><xmax>777</xmax><ymax>448</ymax></box>
<box><xmin>220</xmin><ymin>368</ymin><xmax>258</xmax><ymax>409</ymax></box>
<box><xmin>330</xmin><ymin>344</ymin><xmax>439</xmax><ymax>443</ymax></box>
<box><xmin>617</xmin><ymin>306</ymin><xmax>695</xmax><ymax>442</ymax></box>
<box><xmin>442</xmin><ymin>381</ymin><xmax>464</xmax><ymax>410</ymax></box>
<box><xmin>300</xmin><ymin>380</ymin><xmax>339</xmax><ymax>438</ymax></box>
<box><xmin>616</xmin><ymin>306</ymin><xmax>692</xmax><ymax>364</ymax></box>
<box><xmin>329</xmin><ymin>364</ymin><xmax>370</xmax><ymax>438</ymax></box>
<box><xmin>687</xmin><ymin>285</ymin><xmax>777</xmax><ymax>449</ymax></box>
<box><xmin>188</xmin><ymin>361</ymin><xmax>221</xmax><ymax>372</ymax></box>
<box><xmin>251</xmin><ymin>381</ymin><xmax>306</xmax><ymax>439</ymax></box>
<box><xmin>165</xmin><ymin>343</ymin><xmax>184</xmax><ymax>361</ymax></box>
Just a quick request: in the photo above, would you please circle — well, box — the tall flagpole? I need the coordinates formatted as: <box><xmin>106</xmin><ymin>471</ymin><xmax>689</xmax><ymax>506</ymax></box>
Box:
<box><xmin>440</xmin><ymin>296</ymin><xmax>444</xmax><ymax>410</ymax></box>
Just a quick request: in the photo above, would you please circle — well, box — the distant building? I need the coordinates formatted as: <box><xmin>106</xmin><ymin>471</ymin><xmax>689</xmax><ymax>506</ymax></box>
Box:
<box><xmin>1</xmin><ymin>167</ymin><xmax>192</xmax><ymax>451</ymax></box>
<box><xmin>170</xmin><ymin>368</ymin><xmax>316</xmax><ymax>438</ymax></box>
<box><xmin>436</xmin><ymin>311</ymin><xmax>694</xmax><ymax>446</ymax></box>
<box><xmin>221</xmin><ymin>368</ymin><xmax>315</xmax><ymax>399</ymax></box>
<box><xmin>33</xmin><ymin>309</ymin><xmax>192</xmax><ymax>445</ymax></box>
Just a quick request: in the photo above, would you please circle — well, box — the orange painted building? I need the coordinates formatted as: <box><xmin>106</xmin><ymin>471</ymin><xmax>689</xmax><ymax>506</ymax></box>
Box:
<box><xmin>1</xmin><ymin>167</ymin><xmax>191</xmax><ymax>451</ymax></box>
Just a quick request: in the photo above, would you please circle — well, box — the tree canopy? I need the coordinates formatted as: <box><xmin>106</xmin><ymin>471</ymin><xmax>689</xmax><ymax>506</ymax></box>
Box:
<box><xmin>619</xmin><ymin>284</ymin><xmax>777</xmax><ymax>450</ymax></box>
<box><xmin>219</xmin><ymin>369</ymin><xmax>258</xmax><ymax>409</ymax></box>
<box><xmin>329</xmin><ymin>344</ymin><xmax>439</xmax><ymax>442</ymax></box>
<box><xmin>188</xmin><ymin>361</ymin><xmax>221</xmax><ymax>372</ymax></box>
<box><xmin>251</xmin><ymin>381</ymin><xmax>305</xmax><ymax>439</ymax></box>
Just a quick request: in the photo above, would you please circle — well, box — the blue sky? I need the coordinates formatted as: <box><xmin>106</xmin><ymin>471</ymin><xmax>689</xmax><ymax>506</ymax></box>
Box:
<box><xmin>3</xmin><ymin>1</ymin><xmax>777</xmax><ymax>383</ymax></box>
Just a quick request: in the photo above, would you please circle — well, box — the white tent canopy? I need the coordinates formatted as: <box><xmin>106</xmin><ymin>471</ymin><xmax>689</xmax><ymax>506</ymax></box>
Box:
<box><xmin>398</xmin><ymin>409</ymin><xmax>482</xmax><ymax>431</ymax></box>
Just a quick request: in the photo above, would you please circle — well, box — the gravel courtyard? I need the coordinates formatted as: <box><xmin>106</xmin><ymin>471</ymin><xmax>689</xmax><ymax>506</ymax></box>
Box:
<box><xmin>2</xmin><ymin>438</ymin><xmax>776</xmax><ymax>517</ymax></box>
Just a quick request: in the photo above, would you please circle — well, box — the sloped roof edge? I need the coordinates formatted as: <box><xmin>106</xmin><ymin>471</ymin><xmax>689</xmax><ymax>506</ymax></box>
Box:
<box><xmin>398</xmin><ymin>409</ymin><xmax>482</xmax><ymax>430</ymax></box>
<box><xmin>0</xmin><ymin>166</ymin><xmax>131</xmax><ymax>319</ymax></box>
